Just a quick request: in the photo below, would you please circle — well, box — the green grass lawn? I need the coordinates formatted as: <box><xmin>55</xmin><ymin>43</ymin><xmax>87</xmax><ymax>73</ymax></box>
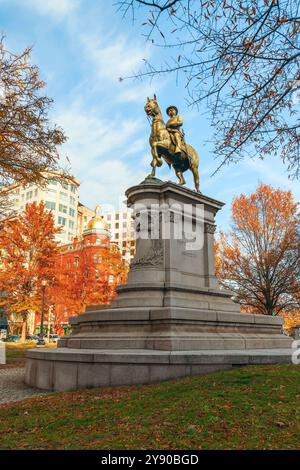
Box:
<box><xmin>0</xmin><ymin>364</ymin><xmax>299</xmax><ymax>450</ymax></box>
<box><xmin>2</xmin><ymin>342</ymin><xmax>56</xmax><ymax>367</ymax></box>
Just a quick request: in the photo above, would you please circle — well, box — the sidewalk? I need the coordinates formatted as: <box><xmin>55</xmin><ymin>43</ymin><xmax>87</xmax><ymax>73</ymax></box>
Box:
<box><xmin>0</xmin><ymin>368</ymin><xmax>50</xmax><ymax>405</ymax></box>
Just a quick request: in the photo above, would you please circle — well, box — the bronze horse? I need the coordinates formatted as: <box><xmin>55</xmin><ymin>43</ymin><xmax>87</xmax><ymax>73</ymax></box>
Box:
<box><xmin>144</xmin><ymin>95</ymin><xmax>200</xmax><ymax>192</ymax></box>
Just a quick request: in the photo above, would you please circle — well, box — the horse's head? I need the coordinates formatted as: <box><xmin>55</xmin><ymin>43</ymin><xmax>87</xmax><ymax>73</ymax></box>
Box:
<box><xmin>144</xmin><ymin>94</ymin><xmax>160</xmax><ymax>117</ymax></box>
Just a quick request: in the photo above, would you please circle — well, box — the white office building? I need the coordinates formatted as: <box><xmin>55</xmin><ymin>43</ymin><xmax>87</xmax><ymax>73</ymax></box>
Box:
<box><xmin>2</xmin><ymin>172</ymin><xmax>80</xmax><ymax>244</ymax></box>
<box><xmin>103</xmin><ymin>211</ymin><xmax>136</xmax><ymax>264</ymax></box>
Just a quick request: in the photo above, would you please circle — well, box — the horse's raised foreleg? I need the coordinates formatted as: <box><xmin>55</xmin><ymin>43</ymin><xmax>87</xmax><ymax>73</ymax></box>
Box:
<box><xmin>150</xmin><ymin>156</ymin><xmax>157</xmax><ymax>177</ymax></box>
<box><xmin>149</xmin><ymin>144</ymin><xmax>162</xmax><ymax>177</ymax></box>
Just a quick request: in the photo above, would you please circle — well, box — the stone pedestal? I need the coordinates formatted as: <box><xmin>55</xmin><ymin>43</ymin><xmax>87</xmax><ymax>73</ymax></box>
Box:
<box><xmin>25</xmin><ymin>180</ymin><xmax>292</xmax><ymax>391</ymax></box>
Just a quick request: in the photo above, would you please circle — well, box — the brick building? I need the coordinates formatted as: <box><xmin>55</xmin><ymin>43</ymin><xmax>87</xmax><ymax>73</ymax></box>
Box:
<box><xmin>47</xmin><ymin>206</ymin><xmax>127</xmax><ymax>335</ymax></box>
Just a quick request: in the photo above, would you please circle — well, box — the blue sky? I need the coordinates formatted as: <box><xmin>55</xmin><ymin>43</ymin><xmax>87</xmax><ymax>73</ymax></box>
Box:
<box><xmin>1</xmin><ymin>0</ymin><xmax>299</xmax><ymax>229</ymax></box>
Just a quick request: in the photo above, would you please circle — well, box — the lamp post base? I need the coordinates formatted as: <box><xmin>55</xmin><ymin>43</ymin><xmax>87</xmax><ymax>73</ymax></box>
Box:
<box><xmin>37</xmin><ymin>338</ymin><xmax>45</xmax><ymax>346</ymax></box>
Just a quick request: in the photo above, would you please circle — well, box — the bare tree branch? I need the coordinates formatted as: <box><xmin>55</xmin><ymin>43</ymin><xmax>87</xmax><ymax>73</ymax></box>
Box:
<box><xmin>117</xmin><ymin>0</ymin><xmax>300</xmax><ymax>177</ymax></box>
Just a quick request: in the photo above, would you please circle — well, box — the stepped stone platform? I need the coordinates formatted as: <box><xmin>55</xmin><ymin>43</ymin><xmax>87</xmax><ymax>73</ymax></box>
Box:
<box><xmin>25</xmin><ymin>348</ymin><xmax>292</xmax><ymax>391</ymax></box>
<box><xmin>25</xmin><ymin>180</ymin><xmax>292</xmax><ymax>391</ymax></box>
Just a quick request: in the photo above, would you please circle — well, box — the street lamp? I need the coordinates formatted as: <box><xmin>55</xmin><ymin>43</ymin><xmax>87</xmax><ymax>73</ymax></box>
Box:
<box><xmin>37</xmin><ymin>279</ymin><xmax>47</xmax><ymax>346</ymax></box>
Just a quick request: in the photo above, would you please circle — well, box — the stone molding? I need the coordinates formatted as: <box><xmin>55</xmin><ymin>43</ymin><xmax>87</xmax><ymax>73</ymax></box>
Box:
<box><xmin>204</xmin><ymin>223</ymin><xmax>216</xmax><ymax>234</ymax></box>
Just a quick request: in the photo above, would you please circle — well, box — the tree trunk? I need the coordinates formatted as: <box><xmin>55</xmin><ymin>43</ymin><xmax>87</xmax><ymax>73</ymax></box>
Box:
<box><xmin>20</xmin><ymin>319</ymin><xmax>27</xmax><ymax>342</ymax></box>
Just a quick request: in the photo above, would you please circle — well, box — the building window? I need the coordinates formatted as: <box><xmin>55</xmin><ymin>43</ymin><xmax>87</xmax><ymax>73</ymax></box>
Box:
<box><xmin>122</xmin><ymin>232</ymin><xmax>127</xmax><ymax>238</ymax></box>
<box><xmin>115</xmin><ymin>233</ymin><xmax>119</xmax><ymax>239</ymax></box>
<box><xmin>60</xmin><ymin>191</ymin><xmax>68</xmax><ymax>200</ymax></box>
<box><xmin>46</xmin><ymin>201</ymin><xmax>56</xmax><ymax>210</ymax></box>
<box><xmin>131</xmin><ymin>240</ymin><xmax>135</xmax><ymax>246</ymax></box>
<box><xmin>58</xmin><ymin>216</ymin><xmax>66</xmax><ymax>226</ymax></box>
<box><xmin>47</xmin><ymin>189</ymin><xmax>57</xmax><ymax>198</ymax></box>
<box><xmin>70</xmin><ymin>184</ymin><xmax>76</xmax><ymax>193</ymax></box>
<box><xmin>107</xmin><ymin>214</ymin><xmax>111</xmax><ymax>221</ymax></box>
<box><xmin>96</xmin><ymin>239</ymin><xmax>101</xmax><ymax>245</ymax></box>
<box><xmin>69</xmin><ymin>208</ymin><xmax>75</xmax><ymax>217</ymax></box>
<box><xmin>69</xmin><ymin>220</ymin><xmax>74</xmax><ymax>230</ymax></box>
<box><xmin>59</xmin><ymin>230</ymin><xmax>67</xmax><ymax>239</ymax></box>
<box><xmin>26</xmin><ymin>191</ymin><xmax>33</xmax><ymax>200</ymax></box>
<box><xmin>59</xmin><ymin>204</ymin><xmax>67</xmax><ymax>214</ymax></box>
<box><xmin>122</xmin><ymin>241</ymin><xmax>126</xmax><ymax>247</ymax></box>
<box><xmin>62</xmin><ymin>182</ymin><xmax>68</xmax><ymax>190</ymax></box>
<box><xmin>34</xmin><ymin>189</ymin><xmax>38</xmax><ymax>197</ymax></box>
<box><xmin>115</xmin><ymin>213</ymin><xmax>119</xmax><ymax>220</ymax></box>
<box><xmin>48</xmin><ymin>179</ymin><xmax>57</xmax><ymax>186</ymax></box>
<box><xmin>70</xmin><ymin>196</ymin><xmax>75</xmax><ymax>206</ymax></box>
<box><xmin>123</xmin><ymin>222</ymin><xmax>127</xmax><ymax>228</ymax></box>
<box><xmin>115</xmin><ymin>223</ymin><xmax>119</xmax><ymax>229</ymax></box>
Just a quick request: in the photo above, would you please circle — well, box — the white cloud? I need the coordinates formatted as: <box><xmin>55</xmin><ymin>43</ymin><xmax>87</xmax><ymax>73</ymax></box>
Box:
<box><xmin>56</xmin><ymin>100</ymin><xmax>144</xmax><ymax>162</ymax></box>
<box><xmin>78</xmin><ymin>31</ymin><xmax>168</xmax><ymax>105</ymax></box>
<box><xmin>55</xmin><ymin>100</ymin><xmax>148</xmax><ymax>207</ymax></box>
<box><xmin>117</xmin><ymin>83</ymin><xmax>157</xmax><ymax>104</ymax></box>
<box><xmin>80</xmin><ymin>33</ymin><xmax>151</xmax><ymax>82</ymax></box>
<box><xmin>121</xmin><ymin>138</ymin><xmax>148</xmax><ymax>158</ymax></box>
<box><xmin>242</xmin><ymin>158</ymin><xmax>300</xmax><ymax>200</ymax></box>
<box><xmin>80</xmin><ymin>160</ymin><xmax>145</xmax><ymax>211</ymax></box>
<box><xmin>1</xmin><ymin>0</ymin><xmax>80</xmax><ymax>17</ymax></box>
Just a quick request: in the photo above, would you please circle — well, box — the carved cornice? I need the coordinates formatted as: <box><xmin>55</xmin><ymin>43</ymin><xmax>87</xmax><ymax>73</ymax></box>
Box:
<box><xmin>204</xmin><ymin>223</ymin><xmax>216</xmax><ymax>234</ymax></box>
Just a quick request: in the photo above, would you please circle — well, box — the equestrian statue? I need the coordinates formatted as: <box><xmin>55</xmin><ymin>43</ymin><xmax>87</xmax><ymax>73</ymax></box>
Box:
<box><xmin>144</xmin><ymin>95</ymin><xmax>200</xmax><ymax>192</ymax></box>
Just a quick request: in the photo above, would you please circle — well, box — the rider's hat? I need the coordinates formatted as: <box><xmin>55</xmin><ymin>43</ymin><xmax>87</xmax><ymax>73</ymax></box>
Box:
<box><xmin>166</xmin><ymin>105</ymin><xmax>178</xmax><ymax>116</ymax></box>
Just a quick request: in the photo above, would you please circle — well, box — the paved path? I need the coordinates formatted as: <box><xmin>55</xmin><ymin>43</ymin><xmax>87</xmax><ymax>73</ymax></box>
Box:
<box><xmin>0</xmin><ymin>368</ymin><xmax>50</xmax><ymax>405</ymax></box>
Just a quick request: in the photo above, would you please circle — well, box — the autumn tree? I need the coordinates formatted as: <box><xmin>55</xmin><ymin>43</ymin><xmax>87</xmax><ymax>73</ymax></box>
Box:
<box><xmin>280</xmin><ymin>288</ymin><xmax>300</xmax><ymax>332</ymax></box>
<box><xmin>0</xmin><ymin>37</ymin><xmax>67</xmax><ymax>192</ymax></box>
<box><xmin>51</xmin><ymin>242</ymin><xmax>128</xmax><ymax>333</ymax></box>
<box><xmin>281</xmin><ymin>308</ymin><xmax>300</xmax><ymax>333</ymax></box>
<box><xmin>0</xmin><ymin>202</ymin><xmax>61</xmax><ymax>341</ymax></box>
<box><xmin>215</xmin><ymin>183</ymin><xmax>299</xmax><ymax>316</ymax></box>
<box><xmin>118</xmin><ymin>0</ymin><xmax>300</xmax><ymax>177</ymax></box>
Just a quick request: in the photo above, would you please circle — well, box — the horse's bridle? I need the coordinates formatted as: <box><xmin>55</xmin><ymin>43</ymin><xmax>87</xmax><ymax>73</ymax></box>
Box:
<box><xmin>145</xmin><ymin>101</ymin><xmax>159</xmax><ymax>117</ymax></box>
<box><xmin>145</xmin><ymin>103</ymin><xmax>164</xmax><ymax>126</ymax></box>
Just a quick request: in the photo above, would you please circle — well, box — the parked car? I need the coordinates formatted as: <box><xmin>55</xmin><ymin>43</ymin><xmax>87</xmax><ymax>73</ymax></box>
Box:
<box><xmin>46</xmin><ymin>334</ymin><xmax>61</xmax><ymax>344</ymax></box>
<box><xmin>26</xmin><ymin>334</ymin><xmax>39</xmax><ymax>342</ymax></box>
<box><xmin>3</xmin><ymin>335</ymin><xmax>20</xmax><ymax>342</ymax></box>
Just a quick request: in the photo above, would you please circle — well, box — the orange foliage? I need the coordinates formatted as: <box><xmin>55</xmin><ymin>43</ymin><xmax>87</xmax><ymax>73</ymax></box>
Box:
<box><xmin>0</xmin><ymin>39</ymin><xmax>66</xmax><ymax>187</ymax></box>
<box><xmin>50</xmin><ymin>242</ymin><xmax>127</xmax><ymax>334</ymax></box>
<box><xmin>0</xmin><ymin>202</ymin><xmax>129</xmax><ymax>337</ymax></box>
<box><xmin>281</xmin><ymin>309</ymin><xmax>300</xmax><ymax>333</ymax></box>
<box><xmin>215</xmin><ymin>184</ymin><xmax>299</xmax><ymax>316</ymax></box>
<box><xmin>0</xmin><ymin>202</ymin><xmax>61</xmax><ymax>340</ymax></box>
